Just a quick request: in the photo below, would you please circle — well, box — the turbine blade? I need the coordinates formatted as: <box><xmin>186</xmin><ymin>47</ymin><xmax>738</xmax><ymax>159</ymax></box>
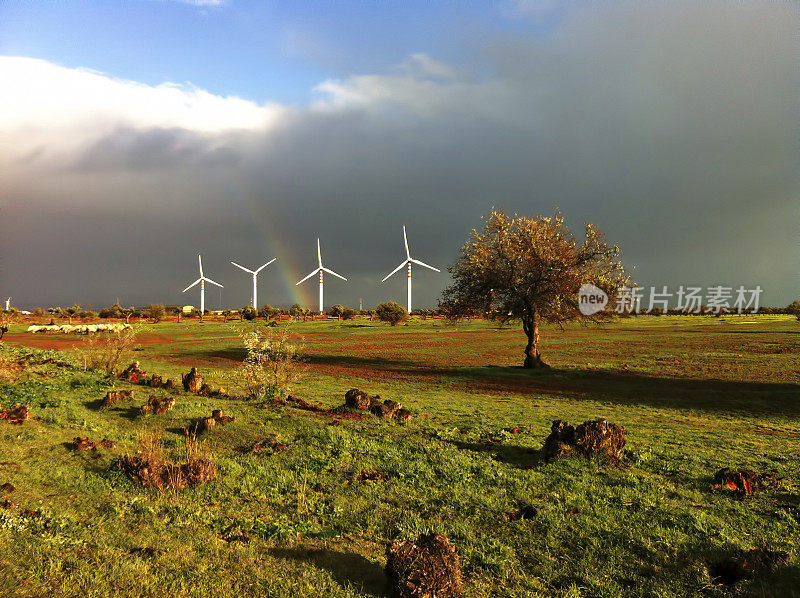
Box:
<box><xmin>198</xmin><ymin>255</ymin><xmax>204</xmax><ymax>277</ymax></box>
<box><xmin>381</xmin><ymin>260</ymin><xmax>408</xmax><ymax>282</ymax></box>
<box><xmin>255</xmin><ymin>258</ymin><xmax>277</xmax><ymax>274</ymax></box>
<box><xmin>182</xmin><ymin>278</ymin><xmax>202</xmax><ymax>293</ymax></box>
<box><xmin>317</xmin><ymin>238</ymin><xmax>322</xmax><ymax>267</ymax></box>
<box><xmin>231</xmin><ymin>261</ymin><xmax>254</xmax><ymax>274</ymax></box>
<box><xmin>204</xmin><ymin>277</ymin><xmax>223</xmax><ymax>288</ymax></box>
<box><xmin>403</xmin><ymin>225</ymin><xmax>410</xmax><ymax>259</ymax></box>
<box><xmin>322</xmin><ymin>267</ymin><xmax>347</xmax><ymax>281</ymax></box>
<box><xmin>296</xmin><ymin>268</ymin><xmax>320</xmax><ymax>285</ymax></box>
<box><xmin>410</xmin><ymin>258</ymin><xmax>441</xmax><ymax>272</ymax></box>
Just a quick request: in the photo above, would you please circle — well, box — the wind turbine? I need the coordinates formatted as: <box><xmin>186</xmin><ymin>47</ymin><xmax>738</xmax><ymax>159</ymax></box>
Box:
<box><xmin>231</xmin><ymin>258</ymin><xmax>277</xmax><ymax>308</ymax></box>
<box><xmin>182</xmin><ymin>255</ymin><xmax>223</xmax><ymax>314</ymax></box>
<box><xmin>4</xmin><ymin>298</ymin><xmax>9</xmax><ymax>311</ymax></box>
<box><xmin>382</xmin><ymin>226</ymin><xmax>440</xmax><ymax>313</ymax></box>
<box><xmin>296</xmin><ymin>238</ymin><xmax>347</xmax><ymax>312</ymax></box>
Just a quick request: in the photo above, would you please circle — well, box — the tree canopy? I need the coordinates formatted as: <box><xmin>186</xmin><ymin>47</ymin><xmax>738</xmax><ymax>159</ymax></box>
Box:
<box><xmin>440</xmin><ymin>210</ymin><xmax>629</xmax><ymax>368</ymax></box>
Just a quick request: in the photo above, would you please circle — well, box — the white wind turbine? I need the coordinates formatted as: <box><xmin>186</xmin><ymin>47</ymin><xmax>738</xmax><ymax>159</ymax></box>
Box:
<box><xmin>182</xmin><ymin>255</ymin><xmax>223</xmax><ymax>314</ymax></box>
<box><xmin>231</xmin><ymin>258</ymin><xmax>277</xmax><ymax>308</ymax></box>
<box><xmin>382</xmin><ymin>226</ymin><xmax>440</xmax><ymax>313</ymax></box>
<box><xmin>296</xmin><ymin>238</ymin><xmax>347</xmax><ymax>312</ymax></box>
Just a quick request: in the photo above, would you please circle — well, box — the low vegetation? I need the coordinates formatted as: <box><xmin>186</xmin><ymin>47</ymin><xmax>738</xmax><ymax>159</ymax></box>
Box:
<box><xmin>0</xmin><ymin>315</ymin><xmax>797</xmax><ymax>597</ymax></box>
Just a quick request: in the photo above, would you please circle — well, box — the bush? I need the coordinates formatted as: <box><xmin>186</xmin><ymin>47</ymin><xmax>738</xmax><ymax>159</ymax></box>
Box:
<box><xmin>79</xmin><ymin>327</ymin><xmax>137</xmax><ymax>374</ymax></box>
<box><xmin>341</xmin><ymin>307</ymin><xmax>356</xmax><ymax>320</ymax></box>
<box><xmin>329</xmin><ymin>304</ymin><xmax>344</xmax><ymax>320</ymax></box>
<box><xmin>147</xmin><ymin>304</ymin><xmax>166</xmax><ymax>323</ymax></box>
<box><xmin>99</xmin><ymin>303</ymin><xmax>123</xmax><ymax>319</ymax></box>
<box><xmin>230</xmin><ymin>321</ymin><xmax>306</xmax><ymax>400</ymax></box>
<box><xmin>376</xmin><ymin>301</ymin><xmax>408</xmax><ymax>326</ymax></box>
<box><xmin>258</xmin><ymin>304</ymin><xmax>276</xmax><ymax>319</ymax></box>
<box><xmin>241</xmin><ymin>306</ymin><xmax>257</xmax><ymax>321</ymax></box>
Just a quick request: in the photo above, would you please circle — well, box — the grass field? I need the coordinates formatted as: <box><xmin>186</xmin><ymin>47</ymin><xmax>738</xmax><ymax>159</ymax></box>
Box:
<box><xmin>0</xmin><ymin>315</ymin><xmax>798</xmax><ymax>597</ymax></box>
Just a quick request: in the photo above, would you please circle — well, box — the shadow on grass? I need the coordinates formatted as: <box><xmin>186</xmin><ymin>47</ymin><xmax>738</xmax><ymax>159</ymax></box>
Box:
<box><xmin>277</xmin><ymin>352</ymin><xmax>800</xmax><ymax>417</ymax></box>
<box><xmin>441</xmin><ymin>438</ymin><xmax>543</xmax><ymax>469</ymax></box>
<box><xmin>269</xmin><ymin>547</ymin><xmax>389</xmax><ymax>597</ymax></box>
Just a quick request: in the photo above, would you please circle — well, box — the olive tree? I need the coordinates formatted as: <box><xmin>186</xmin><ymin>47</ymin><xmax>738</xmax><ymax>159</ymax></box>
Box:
<box><xmin>440</xmin><ymin>210</ymin><xmax>629</xmax><ymax>368</ymax></box>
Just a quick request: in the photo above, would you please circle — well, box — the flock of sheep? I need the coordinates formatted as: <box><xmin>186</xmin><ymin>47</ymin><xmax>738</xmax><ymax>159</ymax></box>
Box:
<box><xmin>26</xmin><ymin>323</ymin><xmax>133</xmax><ymax>334</ymax></box>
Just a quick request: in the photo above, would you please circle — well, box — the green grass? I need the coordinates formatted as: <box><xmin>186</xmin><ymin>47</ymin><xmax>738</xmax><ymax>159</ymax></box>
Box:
<box><xmin>0</xmin><ymin>315</ymin><xmax>798</xmax><ymax>597</ymax></box>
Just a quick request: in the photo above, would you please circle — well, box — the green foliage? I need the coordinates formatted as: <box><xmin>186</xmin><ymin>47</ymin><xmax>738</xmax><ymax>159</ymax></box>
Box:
<box><xmin>258</xmin><ymin>304</ymin><xmax>276</xmax><ymax>319</ymax></box>
<box><xmin>341</xmin><ymin>307</ymin><xmax>356</xmax><ymax>320</ymax></box>
<box><xmin>375</xmin><ymin>301</ymin><xmax>408</xmax><ymax>326</ymax></box>
<box><xmin>329</xmin><ymin>304</ymin><xmax>344</xmax><ymax>319</ymax></box>
<box><xmin>240</xmin><ymin>305</ymin><xmax>257</xmax><ymax>321</ymax></box>
<box><xmin>147</xmin><ymin>303</ymin><xmax>166</xmax><ymax>323</ymax></box>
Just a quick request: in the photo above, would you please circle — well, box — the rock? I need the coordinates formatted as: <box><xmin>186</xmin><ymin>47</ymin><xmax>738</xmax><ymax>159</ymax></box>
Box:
<box><xmin>0</xmin><ymin>483</ymin><xmax>16</xmax><ymax>493</ymax></box>
<box><xmin>140</xmin><ymin>395</ymin><xmax>175</xmax><ymax>416</ymax></box>
<box><xmin>542</xmin><ymin>419</ymin><xmax>626</xmax><ymax>462</ymax></box>
<box><xmin>119</xmin><ymin>361</ymin><xmax>146</xmax><ymax>382</ymax></box>
<box><xmin>163</xmin><ymin>379</ymin><xmax>178</xmax><ymax>392</ymax></box>
<box><xmin>73</xmin><ymin>436</ymin><xmax>95</xmax><ymax>451</ymax></box>
<box><xmin>149</xmin><ymin>374</ymin><xmax>164</xmax><ymax>388</ymax></box>
<box><xmin>197</xmin><ymin>383</ymin><xmax>214</xmax><ymax>397</ymax></box>
<box><xmin>0</xmin><ymin>404</ymin><xmax>30</xmax><ymax>425</ymax></box>
<box><xmin>182</xmin><ymin>367</ymin><xmax>204</xmax><ymax>393</ymax></box>
<box><xmin>386</xmin><ymin>533</ymin><xmax>463</xmax><ymax>598</ymax></box>
<box><xmin>394</xmin><ymin>408</ymin><xmax>413</xmax><ymax>423</ymax></box>
<box><xmin>345</xmin><ymin>389</ymin><xmax>372</xmax><ymax>410</ymax></box>
<box><xmin>102</xmin><ymin>389</ymin><xmax>135</xmax><ymax>407</ymax></box>
<box><xmin>370</xmin><ymin>403</ymin><xmax>394</xmax><ymax>418</ymax></box>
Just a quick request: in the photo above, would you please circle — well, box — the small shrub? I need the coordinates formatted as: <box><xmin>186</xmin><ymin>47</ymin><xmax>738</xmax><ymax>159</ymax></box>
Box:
<box><xmin>241</xmin><ymin>306</ymin><xmax>257</xmax><ymax>321</ymax></box>
<box><xmin>341</xmin><ymin>307</ymin><xmax>356</xmax><ymax>320</ymax></box>
<box><xmin>329</xmin><ymin>304</ymin><xmax>345</xmax><ymax>320</ymax></box>
<box><xmin>376</xmin><ymin>301</ymin><xmax>408</xmax><ymax>326</ymax></box>
<box><xmin>79</xmin><ymin>328</ymin><xmax>137</xmax><ymax>375</ymax></box>
<box><xmin>258</xmin><ymin>304</ymin><xmax>276</xmax><ymax>319</ymax></box>
<box><xmin>229</xmin><ymin>321</ymin><xmax>306</xmax><ymax>400</ymax></box>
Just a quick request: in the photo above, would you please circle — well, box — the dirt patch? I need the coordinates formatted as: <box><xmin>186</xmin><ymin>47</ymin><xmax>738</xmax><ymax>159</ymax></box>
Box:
<box><xmin>386</xmin><ymin>533</ymin><xmax>463</xmax><ymax>598</ymax></box>
<box><xmin>0</xmin><ymin>404</ymin><xmax>30</xmax><ymax>425</ymax></box>
<box><xmin>0</xmin><ymin>483</ymin><xmax>16</xmax><ymax>494</ymax></box>
<box><xmin>236</xmin><ymin>434</ymin><xmax>288</xmax><ymax>455</ymax></box>
<box><xmin>357</xmin><ymin>470</ymin><xmax>390</xmax><ymax>483</ymax></box>
<box><xmin>72</xmin><ymin>436</ymin><xmax>117</xmax><ymax>451</ymax></box>
<box><xmin>542</xmin><ymin>419</ymin><xmax>626</xmax><ymax>462</ymax></box>
<box><xmin>711</xmin><ymin>468</ymin><xmax>778</xmax><ymax>498</ymax></box>
<box><xmin>709</xmin><ymin>547</ymin><xmax>790</xmax><ymax>585</ymax></box>
<box><xmin>140</xmin><ymin>395</ymin><xmax>175</xmax><ymax>416</ymax></box>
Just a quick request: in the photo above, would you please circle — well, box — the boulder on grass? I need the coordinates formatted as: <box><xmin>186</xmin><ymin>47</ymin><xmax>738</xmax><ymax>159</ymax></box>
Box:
<box><xmin>371</xmin><ymin>400</ymin><xmax>401</xmax><ymax>418</ymax></box>
<box><xmin>345</xmin><ymin>389</ymin><xmax>372</xmax><ymax>410</ymax></box>
<box><xmin>542</xmin><ymin>418</ymin><xmax>625</xmax><ymax>462</ymax></box>
<box><xmin>140</xmin><ymin>395</ymin><xmax>175</xmax><ymax>416</ymax></box>
<box><xmin>149</xmin><ymin>374</ymin><xmax>164</xmax><ymax>388</ymax></box>
<box><xmin>182</xmin><ymin>367</ymin><xmax>204</xmax><ymax>393</ymax></box>
<box><xmin>119</xmin><ymin>361</ymin><xmax>146</xmax><ymax>382</ymax></box>
<box><xmin>386</xmin><ymin>533</ymin><xmax>463</xmax><ymax>598</ymax></box>
<box><xmin>394</xmin><ymin>408</ymin><xmax>413</xmax><ymax>424</ymax></box>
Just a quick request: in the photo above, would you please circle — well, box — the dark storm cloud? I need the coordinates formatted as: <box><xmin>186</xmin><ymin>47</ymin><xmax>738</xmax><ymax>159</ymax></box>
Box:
<box><xmin>2</xmin><ymin>1</ymin><xmax>798</xmax><ymax>310</ymax></box>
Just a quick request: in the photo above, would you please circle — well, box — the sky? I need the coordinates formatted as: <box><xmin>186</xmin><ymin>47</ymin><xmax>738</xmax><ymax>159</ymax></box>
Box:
<box><xmin>0</xmin><ymin>0</ymin><xmax>798</xmax><ymax>311</ymax></box>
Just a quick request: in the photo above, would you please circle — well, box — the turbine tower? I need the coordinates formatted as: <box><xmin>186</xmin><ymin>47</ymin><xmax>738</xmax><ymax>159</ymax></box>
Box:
<box><xmin>4</xmin><ymin>298</ymin><xmax>9</xmax><ymax>311</ymax></box>
<box><xmin>296</xmin><ymin>238</ymin><xmax>347</xmax><ymax>312</ymax></box>
<box><xmin>382</xmin><ymin>226</ymin><xmax>440</xmax><ymax>313</ymax></box>
<box><xmin>182</xmin><ymin>255</ymin><xmax>223</xmax><ymax>314</ymax></box>
<box><xmin>231</xmin><ymin>258</ymin><xmax>277</xmax><ymax>308</ymax></box>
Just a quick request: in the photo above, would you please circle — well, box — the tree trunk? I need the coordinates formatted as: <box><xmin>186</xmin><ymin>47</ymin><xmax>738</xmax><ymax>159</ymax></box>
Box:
<box><xmin>522</xmin><ymin>314</ymin><xmax>549</xmax><ymax>369</ymax></box>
